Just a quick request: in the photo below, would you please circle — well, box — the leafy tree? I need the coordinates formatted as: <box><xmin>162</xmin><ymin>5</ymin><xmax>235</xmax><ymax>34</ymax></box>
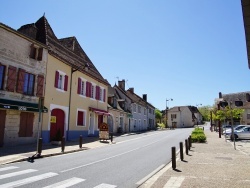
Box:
<box><xmin>214</xmin><ymin>106</ymin><xmax>244</xmax><ymax>123</ymax></box>
<box><xmin>155</xmin><ymin>109</ymin><xmax>162</xmax><ymax>123</ymax></box>
<box><xmin>198</xmin><ymin>105</ymin><xmax>212</xmax><ymax>121</ymax></box>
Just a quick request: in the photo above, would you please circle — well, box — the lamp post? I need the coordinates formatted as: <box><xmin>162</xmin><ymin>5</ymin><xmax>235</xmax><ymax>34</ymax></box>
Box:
<box><xmin>67</xmin><ymin>63</ymin><xmax>89</xmax><ymax>141</ymax></box>
<box><xmin>166</xmin><ymin>98</ymin><xmax>173</xmax><ymax>129</ymax></box>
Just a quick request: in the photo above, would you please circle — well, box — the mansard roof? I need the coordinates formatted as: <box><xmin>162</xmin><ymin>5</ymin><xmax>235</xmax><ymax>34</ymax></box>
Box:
<box><xmin>17</xmin><ymin>16</ymin><xmax>109</xmax><ymax>85</ymax></box>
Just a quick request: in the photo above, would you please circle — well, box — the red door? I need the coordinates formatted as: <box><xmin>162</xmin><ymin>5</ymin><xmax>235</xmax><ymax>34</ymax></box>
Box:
<box><xmin>98</xmin><ymin>115</ymin><xmax>103</xmax><ymax>129</ymax></box>
<box><xmin>50</xmin><ymin>109</ymin><xmax>65</xmax><ymax>141</ymax></box>
<box><xmin>0</xmin><ymin>110</ymin><xmax>6</xmax><ymax>147</ymax></box>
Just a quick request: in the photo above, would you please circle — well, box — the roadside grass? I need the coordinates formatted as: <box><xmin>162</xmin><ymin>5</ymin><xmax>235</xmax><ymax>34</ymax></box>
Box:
<box><xmin>191</xmin><ymin>127</ymin><xmax>206</xmax><ymax>143</ymax></box>
<box><xmin>157</xmin><ymin>123</ymin><xmax>165</xmax><ymax>129</ymax></box>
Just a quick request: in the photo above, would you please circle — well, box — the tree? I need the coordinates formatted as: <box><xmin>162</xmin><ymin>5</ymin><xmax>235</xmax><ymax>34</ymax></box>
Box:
<box><xmin>198</xmin><ymin>105</ymin><xmax>212</xmax><ymax>121</ymax></box>
<box><xmin>155</xmin><ymin>109</ymin><xmax>162</xmax><ymax>123</ymax></box>
<box><xmin>214</xmin><ymin>106</ymin><xmax>244</xmax><ymax>123</ymax></box>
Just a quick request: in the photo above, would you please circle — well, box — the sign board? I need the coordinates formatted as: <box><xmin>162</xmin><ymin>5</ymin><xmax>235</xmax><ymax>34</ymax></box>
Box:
<box><xmin>99</xmin><ymin>122</ymin><xmax>109</xmax><ymax>131</ymax></box>
<box><xmin>99</xmin><ymin>122</ymin><xmax>109</xmax><ymax>140</ymax></box>
<box><xmin>50</xmin><ymin>116</ymin><xmax>56</xmax><ymax>123</ymax></box>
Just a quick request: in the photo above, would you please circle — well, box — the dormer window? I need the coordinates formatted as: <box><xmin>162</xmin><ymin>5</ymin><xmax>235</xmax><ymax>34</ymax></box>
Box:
<box><xmin>30</xmin><ymin>44</ymin><xmax>43</xmax><ymax>61</ymax></box>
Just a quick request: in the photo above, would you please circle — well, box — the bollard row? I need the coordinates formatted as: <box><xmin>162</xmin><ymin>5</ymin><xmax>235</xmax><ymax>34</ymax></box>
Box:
<box><xmin>171</xmin><ymin>136</ymin><xmax>193</xmax><ymax>169</ymax></box>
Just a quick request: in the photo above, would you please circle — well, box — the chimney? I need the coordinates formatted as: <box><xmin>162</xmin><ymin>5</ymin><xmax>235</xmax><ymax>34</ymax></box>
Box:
<box><xmin>118</xmin><ymin>79</ymin><xmax>125</xmax><ymax>90</ymax></box>
<box><xmin>143</xmin><ymin>94</ymin><xmax>147</xmax><ymax>101</ymax></box>
<box><xmin>128</xmin><ymin>87</ymin><xmax>134</xmax><ymax>93</ymax></box>
<box><xmin>219</xmin><ymin>92</ymin><xmax>222</xmax><ymax>98</ymax></box>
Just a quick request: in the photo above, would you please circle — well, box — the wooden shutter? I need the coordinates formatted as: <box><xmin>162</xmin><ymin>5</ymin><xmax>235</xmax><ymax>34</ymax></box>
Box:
<box><xmin>16</xmin><ymin>68</ymin><xmax>25</xmax><ymax>93</ymax></box>
<box><xmin>26</xmin><ymin>113</ymin><xmax>34</xmax><ymax>137</ymax></box>
<box><xmin>103</xmin><ymin>89</ymin><xmax>106</xmax><ymax>102</ymax></box>
<box><xmin>37</xmin><ymin>48</ymin><xmax>43</xmax><ymax>61</ymax></box>
<box><xmin>64</xmin><ymin>75</ymin><xmax>68</xmax><ymax>91</ymax></box>
<box><xmin>77</xmin><ymin>111</ymin><xmax>83</xmax><ymax>126</ymax></box>
<box><xmin>95</xmin><ymin>86</ymin><xmax>99</xmax><ymax>100</ymax></box>
<box><xmin>86</xmin><ymin>81</ymin><xmax>90</xmax><ymax>97</ymax></box>
<box><xmin>6</xmin><ymin>66</ymin><xmax>17</xmax><ymax>92</ymax></box>
<box><xmin>77</xmin><ymin>78</ymin><xmax>81</xmax><ymax>94</ymax></box>
<box><xmin>54</xmin><ymin>71</ymin><xmax>59</xmax><ymax>88</ymax></box>
<box><xmin>36</xmin><ymin>75</ymin><xmax>44</xmax><ymax>97</ymax></box>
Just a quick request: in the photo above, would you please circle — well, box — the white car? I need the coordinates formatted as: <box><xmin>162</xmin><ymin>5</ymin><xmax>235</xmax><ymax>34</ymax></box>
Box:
<box><xmin>231</xmin><ymin>126</ymin><xmax>250</xmax><ymax>140</ymax></box>
<box><xmin>223</xmin><ymin>125</ymin><xmax>247</xmax><ymax>136</ymax></box>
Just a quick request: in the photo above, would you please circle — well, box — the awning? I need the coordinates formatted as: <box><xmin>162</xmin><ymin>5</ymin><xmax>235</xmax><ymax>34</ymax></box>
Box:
<box><xmin>0</xmin><ymin>98</ymin><xmax>48</xmax><ymax>113</ymax></box>
<box><xmin>89</xmin><ymin>107</ymin><xmax>110</xmax><ymax>116</ymax></box>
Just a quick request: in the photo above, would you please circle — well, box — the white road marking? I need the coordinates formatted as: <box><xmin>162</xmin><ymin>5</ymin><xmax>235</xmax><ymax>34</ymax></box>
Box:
<box><xmin>93</xmin><ymin>183</ymin><xmax>117</xmax><ymax>188</ymax></box>
<box><xmin>163</xmin><ymin>176</ymin><xmax>185</xmax><ymax>188</ymax></box>
<box><xmin>61</xmin><ymin>135</ymin><xmax>169</xmax><ymax>173</ymax></box>
<box><xmin>0</xmin><ymin>169</ymin><xmax>37</xmax><ymax>180</ymax></box>
<box><xmin>0</xmin><ymin>166</ymin><xmax>19</xmax><ymax>172</ymax></box>
<box><xmin>43</xmin><ymin>177</ymin><xmax>85</xmax><ymax>188</ymax></box>
<box><xmin>0</xmin><ymin>172</ymin><xmax>58</xmax><ymax>188</ymax></box>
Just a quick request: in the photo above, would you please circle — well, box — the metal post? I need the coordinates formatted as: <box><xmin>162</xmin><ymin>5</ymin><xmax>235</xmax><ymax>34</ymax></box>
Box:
<box><xmin>61</xmin><ymin>136</ymin><xmax>65</xmax><ymax>152</ymax></box>
<box><xmin>37</xmin><ymin>138</ymin><xmax>43</xmax><ymax>156</ymax></box>
<box><xmin>172</xmin><ymin>147</ymin><xmax>176</xmax><ymax>169</ymax></box>
<box><xmin>110</xmin><ymin>132</ymin><xmax>113</xmax><ymax>143</ymax></box>
<box><xmin>180</xmin><ymin>142</ymin><xmax>184</xmax><ymax>161</ymax></box>
<box><xmin>79</xmin><ymin>135</ymin><xmax>82</xmax><ymax>148</ymax></box>
<box><xmin>185</xmin><ymin>139</ymin><xmax>188</xmax><ymax>155</ymax></box>
<box><xmin>188</xmin><ymin>136</ymin><xmax>192</xmax><ymax>149</ymax></box>
<box><xmin>217</xmin><ymin>103</ymin><xmax>221</xmax><ymax>138</ymax></box>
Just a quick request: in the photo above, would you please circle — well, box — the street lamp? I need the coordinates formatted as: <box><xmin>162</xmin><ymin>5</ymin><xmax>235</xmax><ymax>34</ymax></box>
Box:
<box><xmin>67</xmin><ymin>62</ymin><xmax>90</xmax><ymax>141</ymax></box>
<box><xmin>166</xmin><ymin>98</ymin><xmax>173</xmax><ymax>128</ymax></box>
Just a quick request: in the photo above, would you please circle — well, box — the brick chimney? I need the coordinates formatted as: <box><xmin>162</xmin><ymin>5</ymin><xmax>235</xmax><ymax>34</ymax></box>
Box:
<box><xmin>143</xmin><ymin>94</ymin><xmax>147</xmax><ymax>101</ymax></box>
<box><xmin>118</xmin><ymin>79</ymin><xmax>125</xmax><ymax>90</ymax></box>
<box><xmin>128</xmin><ymin>88</ymin><xmax>134</xmax><ymax>93</ymax></box>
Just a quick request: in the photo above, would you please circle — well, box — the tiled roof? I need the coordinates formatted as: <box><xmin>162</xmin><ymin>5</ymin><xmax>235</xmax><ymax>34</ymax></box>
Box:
<box><xmin>17</xmin><ymin>16</ymin><xmax>109</xmax><ymax>85</ymax></box>
<box><xmin>221</xmin><ymin>91</ymin><xmax>250</xmax><ymax>108</ymax></box>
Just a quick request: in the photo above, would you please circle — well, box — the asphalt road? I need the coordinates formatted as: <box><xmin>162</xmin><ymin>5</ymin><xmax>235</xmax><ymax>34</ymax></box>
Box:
<box><xmin>0</xmin><ymin>128</ymin><xmax>194</xmax><ymax>188</ymax></box>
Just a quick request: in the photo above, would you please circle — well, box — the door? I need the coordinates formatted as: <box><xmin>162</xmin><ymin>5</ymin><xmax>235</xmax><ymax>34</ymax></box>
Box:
<box><xmin>98</xmin><ymin>115</ymin><xmax>103</xmax><ymax>129</ymax></box>
<box><xmin>107</xmin><ymin>116</ymin><xmax>113</xmax><ymax>133</ymax></box>
<box><xmin>19</xmin><ymin>112</ymin><xmax>34</xmax><ymax>137</ymax></box>
<box><xmin>50</xmin><ymin>109</ymin><xmax>65</xmax><ymax>141</ymax></box>
<box><xmin>0</xmin><ymin>110</ymin><xmax>6</xmax><ymax>147</ymax></box>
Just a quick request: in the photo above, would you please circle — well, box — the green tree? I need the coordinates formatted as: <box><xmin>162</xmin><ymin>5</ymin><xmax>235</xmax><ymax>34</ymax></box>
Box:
<box><xmin>198</xmin><ymin>105</ymin><xmax>212</xmax><ymax>121</ymax></box>
<box><xmin>215</xmin><ymin>106</ymin><xmax>244</xmax><ymax>123</ymax></box>
<box><xmin>155</xmin><ymin>109</ymin><xmax>162</xmax><ymax>123</ymax></box>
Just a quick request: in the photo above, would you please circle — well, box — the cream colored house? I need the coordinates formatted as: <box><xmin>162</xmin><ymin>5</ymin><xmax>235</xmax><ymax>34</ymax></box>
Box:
<box><xmin>18</xmin><ymin>16</ymin><xmax>109</xmax><ymax>143</ymax></box>
<box><xmin>167</xmin><ymin>106</ymin><xmax>201</xmax><ymax>128</ymax></box>
<box><xmin>0</xmin><ymin>23</ymin><xmax>48</xmax><ymax>147</ymax></box>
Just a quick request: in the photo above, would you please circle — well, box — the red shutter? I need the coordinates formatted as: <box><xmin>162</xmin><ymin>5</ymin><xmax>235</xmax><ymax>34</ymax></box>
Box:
<box><xmin>54</xmin><ymin>71</ymin><xmax>59</xmax><ymax>88</ymax></box>
<box><xmin>77</xmin><ymin>78</ymin><xmax>81</xmax><ymax>94</ymax></box>
<box><xmin>26</xmin><ymin>113</ymin><xmax>34</xmax><ymax>137</ymax></box>
<box><xmin>16</xmin><ymin>68</ymin><xmax>25</xmax><ymax>93</ymax></box>
<box><xmin>89</xmin><ymin>82</ymin><xmax>92</xmax><ymax>98</ymax></box>
<box><xmin>64</xmin><ymin>75</ymin><xmax>68</xmax><ymax>91</ymax></box>
<box><xmin>36</xmin><ymin>75</ymin><xmax>44</xmax><ymax>97</ymax></box>
<box><xmin>95</xmin><ymin>85</ymin><xmax>99</xmax><ymax>100</ymax></box>
<box><xmin>6</xmin><ymin>66</ymin><xmax>17</xmax><ymax>92</ymax></box>
<box><xmin>104</xmin><ymin>89</ymin><xmax>106</xmax><ymax>102</ymax></box>
<box><xmin>86</xmin><ymin>81</ymin><xmax>90</xmax><ymax>97</ymax></box>
<box><xmin>77</xmin><ymin>111</ymin><xmax>83</xmax><ymax>126</ymax></box>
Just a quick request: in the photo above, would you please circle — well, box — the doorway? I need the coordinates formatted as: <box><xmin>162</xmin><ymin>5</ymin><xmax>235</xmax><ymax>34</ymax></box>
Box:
<box><xmin>50</xmin><ymin>109</ymin><xmax>65</xmax><ymax>141</ymax></box>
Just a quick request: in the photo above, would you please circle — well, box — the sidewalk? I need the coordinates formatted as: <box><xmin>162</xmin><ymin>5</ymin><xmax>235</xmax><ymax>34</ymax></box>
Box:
<box><xmin>140</xmin><ymin>130</ymin><xmax>250</xmax><ymax>188</ymax></box>
<box><xmin>0</xmin><ymin>136</ymin><xmax>111</xmax><ymax>165</ymax></box>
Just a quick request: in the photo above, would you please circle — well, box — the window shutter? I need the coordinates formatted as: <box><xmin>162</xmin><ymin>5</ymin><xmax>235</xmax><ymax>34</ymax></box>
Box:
<box><xmin>29</xmin><ymin>44</ymin><xmax>36</xmax><ymax>59</ymax></box>
<box><xmin>37</xmin><ymin>48</ymin><xmax>43</xmax><ymax>61</ymax></box>
<box><xmin>16</xmin><ymin>68</ymin><xmax>25</xmax><ymax>93</ymax></box>
<box><xmin>54</xmin><ymin>71</ymin><xmax>59</xmax><ymax>88</ymax></box>
<box><xmin>104</xmin><ymin>89</ymin><xmax>106</xmax><ymax>102</ymax></box>
<box><xmin>77</xmin><ymin>111</ymin><xmax>83</xmax><ymax>126</ymax></box>
<box><xmin>95</xmin><ymin>86</ymin><xmax>99</xmax><ymax>100</ymax></box>
<box><xmin>77</xmin><ymin>78</ymin><xmax>81</xmax><ymax>94</ymax></box>
<box><xmin>36</xmin><ymin>75</ymin><xmax>44</xmax><ymax>97</ymax></box>
<box><xmin>86</xmin><ymin>82</ymin><xmax>90</xmax><ymax>97</ymax></box>
<box><xmin>89</xmin><ymin>82</ymin><xmax>92</xmax><ymax>98</ymax></box>
<box><xmin>6</xmin><ymin>66</ymin><xmax>17</xmax><ymax>92</ymax></box>
<box><xmin>64</xmin><ymin>75</ymin><xmax>68</xmax><ymax>91</ymax></box>
<box><xmin>26</xmin><ymin>113</ymin><xmax>34</xmax><ymax>137</ymax></box>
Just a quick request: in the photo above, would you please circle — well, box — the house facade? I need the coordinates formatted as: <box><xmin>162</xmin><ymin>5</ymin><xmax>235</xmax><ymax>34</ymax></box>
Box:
<box><xmin>17</xmin><ymin>16</ymin><xmax>110</xmax><ymax>143</ymax></box>
<box><xmin>0</xmin><ymin>23</ymin><xmax>48</xmax><ymax>147</ymax></box>
<box><xmin>167</xmin><ymin>106</ymin><xmax>201</xmax><ymax>128</ymax></box>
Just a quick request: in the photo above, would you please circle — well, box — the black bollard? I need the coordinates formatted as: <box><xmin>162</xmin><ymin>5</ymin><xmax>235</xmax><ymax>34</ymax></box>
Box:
<box><xmin>180</xmin><ymin>142</ymin><xmax>184</xmax><ymax>161</ymax></box>
<box><xmin>37</xmin><ymin>138</ymin><xmax>43</xmax><ymax>155</ymax></box>
<box><xmin>189</xmin><ymin>136</ymin><xmax>192</xmax><ymax>149</ymax></box>
<box><xmin>79</xmin><ymin>135</ymin><xmax>82</xmax><ymax>148</ymax></box>
<box><xmin>110</xmin><ymin>132</ymin><xmax>113</xmax><ymax>143</ymax></box>
<box><xmin>61</xmin><ymin>136</ymin><xmax>65</xmax><ymax>152</ymax></box>
<box><xmin>185</xmin><ymin>139</ymin><xmax>189</xmax><ymax>155</ymax></box>
<box><xmin>172</xmin><ymin>147</ymin><xmax>176</xmax><ymax>170</ymax></box>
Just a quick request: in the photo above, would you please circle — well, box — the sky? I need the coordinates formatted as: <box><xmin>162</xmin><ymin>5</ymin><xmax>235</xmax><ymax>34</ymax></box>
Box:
<box><xmin>1</xmin><ymin>0</ymin><xmax>249</xmax><ymax>111</ymax></box>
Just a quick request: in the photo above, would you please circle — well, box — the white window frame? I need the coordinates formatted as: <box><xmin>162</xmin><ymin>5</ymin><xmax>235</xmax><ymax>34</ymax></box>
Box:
<box><xmin>76</xmin><ymin>108</ymin><xmax>87</xmax><ymax>127</ymax></box>
<box><xmin>56</xmin><ymin>70</ymin><xmax>66</xmax><ymax>92</ymax></box>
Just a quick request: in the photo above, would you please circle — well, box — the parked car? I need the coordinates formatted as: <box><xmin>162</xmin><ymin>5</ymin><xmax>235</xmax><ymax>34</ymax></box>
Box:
<box><xmin>223</xmin><ymin>125</ymin><xmax>248</xmax><ymax>136</ymax></box>
<box><xmin>230</xmin><ymin>126</ymin><xmax>250</xmax><ymax>140</ymax></box>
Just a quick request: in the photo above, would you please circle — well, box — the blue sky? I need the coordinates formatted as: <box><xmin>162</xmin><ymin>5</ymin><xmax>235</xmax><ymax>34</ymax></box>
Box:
<box><xmin>1</xmin><ymin>0</ymin><xmax>249</xmax><ymax>110</ymax></box>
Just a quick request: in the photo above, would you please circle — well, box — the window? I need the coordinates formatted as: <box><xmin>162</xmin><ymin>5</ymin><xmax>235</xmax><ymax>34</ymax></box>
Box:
<box><xmin>133</xmin><ymin>104</ymin><xmax>136</xmax><ymax>112</ymax></box>
<box><xmin>144</xmin><ymin>108</ymin><xmax>146</xmax><ymax>115</ymax></box>
<box><xmin>54</xmin><ymin>71</ymin><xmax>68</xmax><ymax>91</ymax></box>
<box><xmin>91</xmin><ymin>84</ymin><xmax>95</xmax><ymax>99</ymax></box>
<box><xmin>77</xmin><ymin>78</ymin><xmax>86</xmax><ymax>96</ymax></box>
<box><xmin>138</xmin><ymin>105</ymin><xmax>141</xmax><ymax>113</ymax></box>
<box><xmin>30</xmin><ymin>44</ymin><xmax>43</xmax><ymax>61</ymax></box>
<box><xmin>0</xmin><ymin>64</ymin><xmax>5</xmax><ymax>90</ymax></box>
<box><xmin>171</xmin><ymin>114</ymin><xmax>177</xmax><ymax>119</ymax></box>
<box><xmin>247</xmin><ymin>114</ymin><xmax>250</xmax><ymax>119</ymax></box>
<box><xmin>19</xmin><ymin>112</ymin><xmax>34</xmax><ymax>137</ymax></box>
<box><xmin>77</xmin><ymin>110</ymin><xmax>86</xmax><ymax>126</ymax></box>
<box><xmin>17</xmin><ymin>68</ymin><xmax>35</xmax><ymax>95</ymax></box>
<box><xmin>99</xmin><ymin>88</ymin><xmax>103</xmax><ymax>101</ymax></box>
